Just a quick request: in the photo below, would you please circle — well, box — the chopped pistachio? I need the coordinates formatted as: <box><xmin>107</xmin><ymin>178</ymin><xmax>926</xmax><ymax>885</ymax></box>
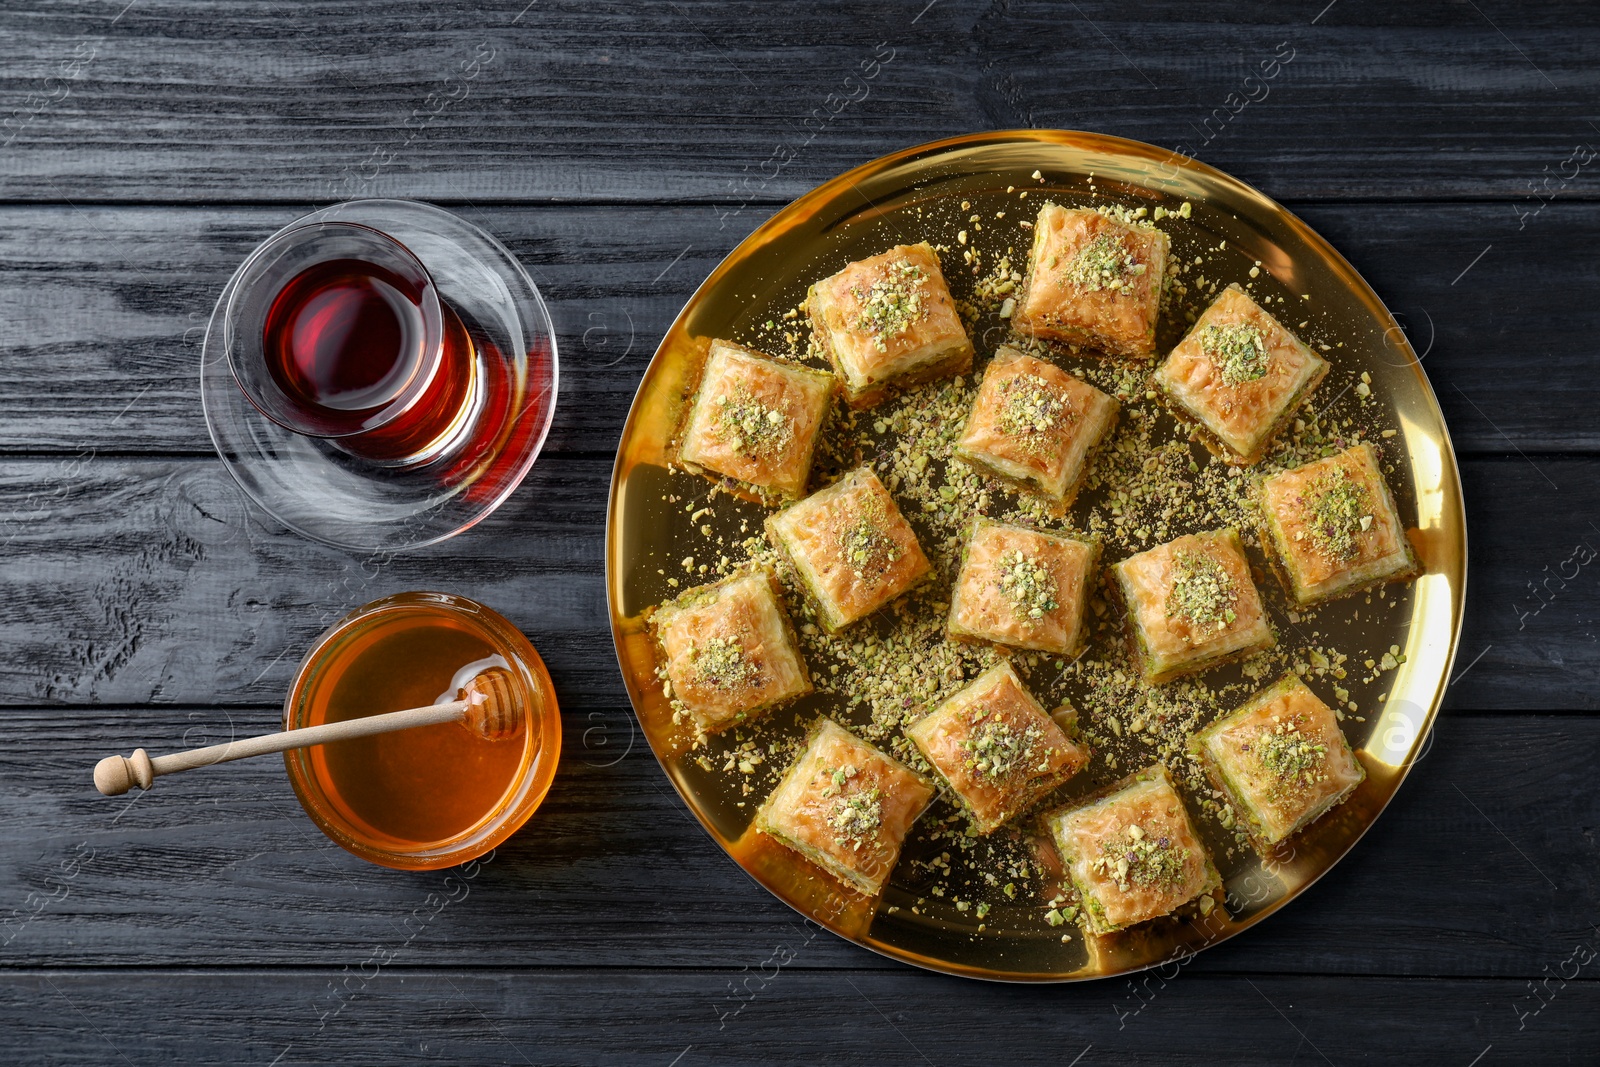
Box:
<box><xmin>716</xmin><ymin>387</ymin><xmax>792</xmax><ymax>457</ymax></box>
<box><xmin>1061</xmin><ymin>232</ymin><xmax>1144</xmax><ymax>296</ymax></box>
<box><xmin>1250</xmin><ymin>717</ymin><xmax>1329</xmax><ymax>799</ymax></box>
<box><xmin>1307</xmin><ymin>468</ymin><xmax>1372</xmax><ymax>562</ymax></box>
<box><xmin>997</xmin><ymin>373</ymin><xmax>1069</xmax><ymax>445</ymax></box>
<box><xmin>837</xmin><ymin>500</ymin><xmax>902</xmax><ymax>581</ymax></box>
<box><xmin>1199</xmin><ymin>322</ymin><xmax>1269</xmax><ymax>385</ymax></box>
<box><xmin>1092</xmin><ymin>824</ymin><xmax>1187</xmax><ymax>892</ymax></box>
<box><xmin>689</xmin><ymin>636</ymin><xmax>761</xmax><ymax>691</ymax></box>
<box><xmin>827</xmin><ymin>786</ymin><xmax>883</xmax><ymax>850</ymax></box>
<box><xmin>851</xmin><ymin>258</ymin><xmax>926</xmax><ymax>352</ymax></box>
<box><xmin>961</xmin><ymin>713</ymin><xmax>1042</xmax><ymax>781</ymax></box>
<box><xmin>996</xmin><ymin>548</ymin><xmax>1059</xmax><ymax>620</ymax></box>
<box><xmin>1165</xmin><ymin>550</ymin><xmax>1238</xmax><ymax>634</ymax></box>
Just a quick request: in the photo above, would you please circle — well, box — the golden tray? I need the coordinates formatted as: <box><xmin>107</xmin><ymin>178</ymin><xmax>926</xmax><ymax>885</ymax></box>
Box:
<box><xmin>605</xmin><ymin>130</ymin><xmax>1466</xmax><ymax>981</ymax></box>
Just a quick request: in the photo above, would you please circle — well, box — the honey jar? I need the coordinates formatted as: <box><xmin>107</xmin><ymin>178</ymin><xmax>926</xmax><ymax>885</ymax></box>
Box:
<box><xmin>283</xmin><ymin>591</ymin><xmax>560</xmax><ymax>869</ymax></box>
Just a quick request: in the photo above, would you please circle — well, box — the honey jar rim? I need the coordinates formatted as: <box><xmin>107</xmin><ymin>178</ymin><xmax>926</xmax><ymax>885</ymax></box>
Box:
<box><xmin>282</xmin><ymin>590</ymin><xmax>561</xmax><ymax>871</ymax></box>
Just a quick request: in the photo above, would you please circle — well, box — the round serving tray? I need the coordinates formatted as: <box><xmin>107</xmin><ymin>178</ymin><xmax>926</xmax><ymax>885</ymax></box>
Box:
<box><xmin>605</xmin><ymin>130</ymin><xmax>1466</xmax><ymax>981</ymax></box>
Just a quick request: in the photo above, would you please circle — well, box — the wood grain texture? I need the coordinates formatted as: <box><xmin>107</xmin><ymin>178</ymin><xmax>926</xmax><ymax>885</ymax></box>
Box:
<box><xmin>4</xmin><ymin>1</ymin><xmax>1600</xmax><ymax>203</ymax></box>
<box><xmin>0</xmin><ymin>454</ymin><xmax>1593</xmax><ymax>712</ymax></box>
<box><xmin>0</xmin><ymin>712</ymin><xmax>1595</xmax><ymax>980</ymax></box>
<box><xmin>2</xmin><ymin>0</ymin><xmax>1599</xmax><ymax>1054</ymax></box>
<box><xmin>0</xmin><ymin>969</ymin><xmax>1596</xmax><ymax>1066</ymax></box>
<box><xmin>0</xmin><ymin>201</ymin><xmax>1596</xmax><ymax>458</ymax></box>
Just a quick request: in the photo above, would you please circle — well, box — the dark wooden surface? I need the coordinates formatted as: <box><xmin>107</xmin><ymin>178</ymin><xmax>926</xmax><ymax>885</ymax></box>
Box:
<box><xmin>2</xmin><ymin>2</ymin><xmax>1598</xmax><ymax>1064</ymax></box>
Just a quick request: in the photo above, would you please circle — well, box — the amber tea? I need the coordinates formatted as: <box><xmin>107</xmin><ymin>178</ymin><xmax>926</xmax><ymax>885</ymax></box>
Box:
<box><xmin>226</xmin><ymin>222</ymin><xmax>481</xmax><ymax>465</ymax></box>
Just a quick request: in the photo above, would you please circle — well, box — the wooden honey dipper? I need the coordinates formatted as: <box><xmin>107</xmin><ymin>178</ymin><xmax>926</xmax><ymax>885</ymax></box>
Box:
<box><xmin>92</xmin><ymin>666</ymin><xmax>522</xmax><ymax>797</ymax></box>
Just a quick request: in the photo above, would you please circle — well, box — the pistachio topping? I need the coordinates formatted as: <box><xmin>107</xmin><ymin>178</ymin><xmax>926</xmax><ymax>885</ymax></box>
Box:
<box><xmin>1200</xmin><ymin>321</ymin><xmax>1270</xmax><ymax>386</ymax></box>
<box><xmin>851</xmin><ymin>258</ymin><xmax>927</xmax><ymax>352</ymax></box>
<box><xmin>1165</xmin><ymin>549</ymin><xmax>1238</xmax><ymax>635</ymax></box>
<box><xmin>1305</xmin><ymin>468</ymin><xmax>1372</xmax><ymax>562</ymax></box>
<box><xmin>961</xmin><ymin>711</ymin><xmax>1043</xmax><ymax>781</ymax></box>
<box><xmin>996</xmin><ymin>548</ymin><xmax>1059</xmax><ymax>621</ymax></box>
<box><xmin>997</xmin><ymin>373</ymin><xmax>1070</xmax><ymax>450</ymax></box>
<box><xmin>1092</xmin><ymin>822</ymin><xmax>1188</xmax><ymax>893</ymax></box>
<box><xmin>820</xmin><ymin>764</ymin><xmax>883</xmax><ymax>849</ymax></box>
<box><xmin>837</xmin><ymin>498</ymin><xmax>903</xmax><ymax>580</ymax></box>
<box><xmin>1251</xmin><ymin>716</ymin><xmax>1330</xmax><ymax>798</ymax></box>
<box><xmin>1060</xmin><ymin>232</ymin><xmax>1144</xmax><ymax>296</ymax></box>
<box><xmin>820</xmin><ymin>762</ymin><xmax>857</xmax><ymax>798</ymax></box>
<box><xmin>690</xmin><ymin>635</ymin><xmax>761</xmax><ymax>691</ymax></box>
<box><xmin>716</xmin><ymin>388</ymin><xmax>793</xmax><ymax>457</ymax></box>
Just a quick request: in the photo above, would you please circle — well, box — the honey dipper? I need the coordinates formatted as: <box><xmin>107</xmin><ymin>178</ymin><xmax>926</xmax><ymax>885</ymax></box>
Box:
<box><xmin>92</xmin><ymin>666</ymin><xmax>521</xmax><ymax>797</ymax></box>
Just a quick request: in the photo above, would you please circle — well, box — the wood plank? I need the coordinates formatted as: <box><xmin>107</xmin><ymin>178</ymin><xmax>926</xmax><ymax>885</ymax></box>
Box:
<box><xmin>0</xmin><ymin>453</ymin><xmax>1591</xmax><ymax>712</ymax></box>
<box><xmin>0</xmin><ymin>968</ymin><xmax>1595</xmax><ymax>1065</ymax></box>
<box><xmin>6</xmin><ymin>0</ymin><xmax>1598</xmax><ymax>1046</ymax></box>
<box><xmin>0</xmin><ymin>202</ymin><xmax>1596</xmax><ymax>457</ymax></box>
<box><xmin>1453</xmin><ymin>455</ymin><xmax>1600</xmax><ymax>712</ymax></box>
<box><xmin>4</xmin><ymin>1</ymin><xmax>1600</xmax><ymax>202</ymax></box>
<box><xmin>0</xmin><ymin>710</ymin><xmax>1595</xmax><ymax>978</ymax></box>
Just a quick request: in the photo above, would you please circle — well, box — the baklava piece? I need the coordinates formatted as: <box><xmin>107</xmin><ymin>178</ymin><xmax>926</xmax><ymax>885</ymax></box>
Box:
<box><xmin>1011</xmin><ymin>204</ymin><xmax>1170</xmax><ymax>361</ymax></box>
<box><xmin>648</xmin><ymin>567</ymin><xmax>812</xmax><ymax>735</ymax></box>
<box><xmin>1256</xmin><ymin>442</ymin><xmax>1419</xmax><ymax>607</ymax></box>
<box><xmin>1112</xmin><ymin>528</ymin><xmax>1275</xmax><ymax>685</ymax></box>
<box><xmin>1046</xmin><ymin>763</ymin><xmax>1220</xmax><ymax>935</ymax></box>
<box><xmin>946</xmin><ymin>518</ymin><xmax>1098</xmax><ymax>658</ymax></box>
<box><xmin>756</xmin><ymin>718</ymin><xmax>934</xmax><ymax>896</ymax></box>
<box><xmin>765</xmin><ymin>466</ymin><xmax>932</xmax><ymax>633</ymax></box>
<box><xmin>905</xmin><ymin>662</ymin><xmax>1089</xmax><ymax>834</ymax></box>
<box><xmin>675</xmin><ymin>339</ymin><xmax>836</xmax><ymax>503</ymax></box>
<box><xmin>1188</xmin><ymin>674</ymin><xmax>1366</xmax><ymax>852</ymax></box>
<box><xmin>954</xmin><ymin>345</ymin><xmax>1119</xmax><ymax>508</ymax></box>
<box><xmin>807</xmin><ymin>242</ymin><xmax>974</xmax><ymax>409</ymax></box>
<box><xmin>1152</xmin><ymin>283</ymin><xmax>1329</xmax><ymax>465</ymax></box>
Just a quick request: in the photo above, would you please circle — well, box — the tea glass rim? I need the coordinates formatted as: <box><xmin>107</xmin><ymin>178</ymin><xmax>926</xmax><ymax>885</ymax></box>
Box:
<box><xmin>223</xmin><ymin>219</ymin><xmax>447</xmax><ymax>440</ymax></box>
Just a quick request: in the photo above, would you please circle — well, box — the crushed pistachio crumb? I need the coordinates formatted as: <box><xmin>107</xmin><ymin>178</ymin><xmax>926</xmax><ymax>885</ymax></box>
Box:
<box><xmin>996</xmin><ymin>548</ymin><xmax>1059</xmax><ymax>620</ymax></box>
<box><xmin>1165</xmin><ymin>550</ymin><xmax>1238</xmax><ymax>634</ymax></box>
<box><xmin>716</xmin><ymin>389</ymin><xmax>792</xmax><ymax>457</ymax></box>
<box><xmin>1061</xmin><ymin>232</ymin><xmax>1144</xmax><ymax>296</ymax></box>
<box><xmin>1200</xmin><ymin>322</ymin><xmax>1270</xmax><ymax>386</ymax></box>
<box><xmin>824</xmin><ymin>768</ymin><xmax>883</xmax><ymax>850</ymax></box>
<box><xmin>1306</xmin><ymin>469</ymin><xmax>1372</xmax><ymax>562</ymax></box>
<box><xmin>1252</xmin><ymin>717</ymin><xmax>1329</xmax><ymax>798</ymax></box>
<box><xmin>997</xmin><ymin>373</ymin><xmax>1070</xmax><ymax>449</ymax></box>
<box><xmin>1093</xmin><ymin>823</ymin><xmax>1187</xmax><ymax>893</ymax></box>
<box><xmin>838</xmin><ymin>501</ymin><xmax>902</xmax><ymax>580</ymax></box>
<box><xmin>852</xmin><ymin>259</ymin><xmax>926</xmax><ymax>351</ymax></box>
<box><xmin>820</xmin><ymin>763</ymin><xmax>855</xmax><ymax>797</ymax></box>
<box><xmin>690</xmin><ymin>636</ymin><xmax>761</xmax><ymax>691</ymax></box>
<box><xmin>961</xmin><ymin>712</ymin><xmax>1041</xmax><ymax>780</ymax></box>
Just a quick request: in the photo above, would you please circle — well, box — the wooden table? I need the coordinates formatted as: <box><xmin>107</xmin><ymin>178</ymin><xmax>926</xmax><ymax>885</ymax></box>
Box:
<box><xmin>2</xmin><ymin>2</ymin><xmax>1596</xmax><ymax>1063</ymax></box>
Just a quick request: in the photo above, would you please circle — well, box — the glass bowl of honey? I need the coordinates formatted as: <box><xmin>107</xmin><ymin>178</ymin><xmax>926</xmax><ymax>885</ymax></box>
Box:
<box><xmin>283</xmin><ymin>591</ymin><xmax>561</xmax><ymax>870</ymax></box>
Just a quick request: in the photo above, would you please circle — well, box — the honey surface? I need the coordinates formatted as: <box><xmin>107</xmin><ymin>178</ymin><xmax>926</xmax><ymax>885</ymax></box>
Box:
<box><xmin>306</xmin><ymin>611</ymin><xmax>527</xmax><ymax>847</ymax></box>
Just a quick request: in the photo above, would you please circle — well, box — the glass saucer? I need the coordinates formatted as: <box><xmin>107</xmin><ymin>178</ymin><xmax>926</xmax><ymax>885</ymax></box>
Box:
<box><xmin>201</xmin><ymin>199</ymin><xmax>558</xmax><ymax>552</ymax></box>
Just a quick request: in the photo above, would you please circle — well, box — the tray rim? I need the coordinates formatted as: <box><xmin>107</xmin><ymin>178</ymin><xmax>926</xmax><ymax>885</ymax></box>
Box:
<box><xmin>603</xmin><ymin>128</ymin><xmax>1468</xmax><ymax>982</ymax></box>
